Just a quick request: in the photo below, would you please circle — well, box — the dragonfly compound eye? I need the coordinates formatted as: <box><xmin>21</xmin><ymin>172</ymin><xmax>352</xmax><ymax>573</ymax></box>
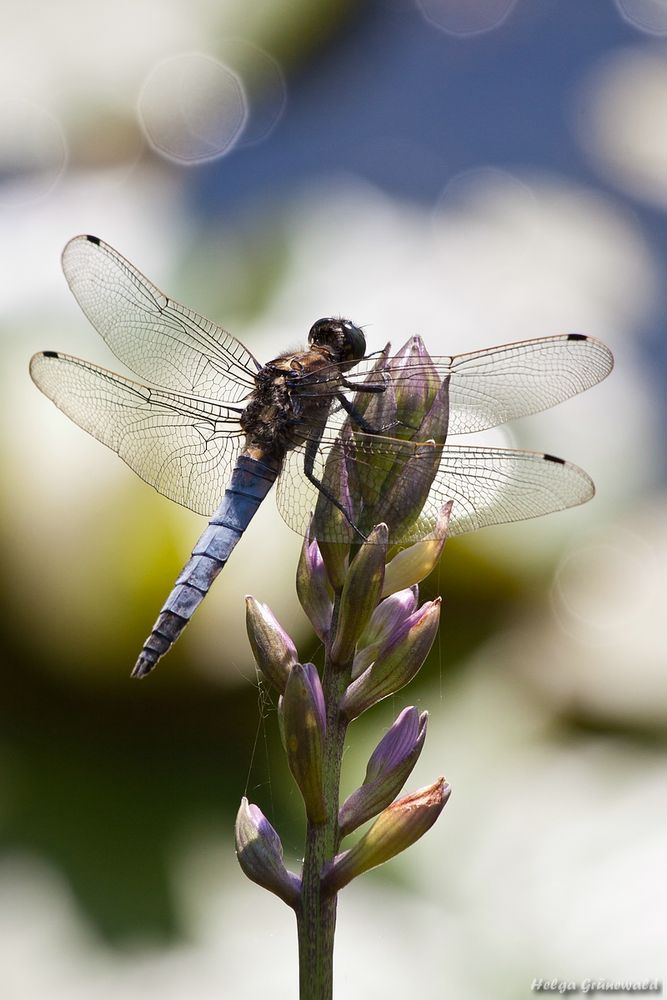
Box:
<box><xmin>308</xmin><ymin>318</ymin><xmax>366</xmax><ymax>365</ymax></box>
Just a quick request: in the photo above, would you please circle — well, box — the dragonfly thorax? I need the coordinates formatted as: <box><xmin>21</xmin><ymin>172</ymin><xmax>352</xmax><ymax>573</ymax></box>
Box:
<box><xmin>308</xmin><ymin>317</ymin><xmax>366</xmax><ymax>370</ymax></box>
<box><xmin>240</xmin><ymin>352</ymin><xmax>335</xmax><ymax>464</ymax></box>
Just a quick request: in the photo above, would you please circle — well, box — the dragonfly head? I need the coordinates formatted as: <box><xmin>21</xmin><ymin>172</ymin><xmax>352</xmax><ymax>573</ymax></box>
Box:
<box><xmin>308</xmin><ymin>318</ymin><xmax>366</xmax><ymax>369</ymax></box>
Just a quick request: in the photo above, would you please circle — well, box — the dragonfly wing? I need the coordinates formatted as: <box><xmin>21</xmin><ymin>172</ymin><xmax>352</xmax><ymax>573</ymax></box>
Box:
<box><xmin>341</xmin><ymin>334</ymin><xmax>613</xmax><ymax>434</ymax></box>
<box><xmin>275</xmin><ymin>443</ymin><xmax>321</xmax><ymax>537</ymax></box>
<box><xmin>275</xmin><ymin>433</ymin><xmax>594</xmax><ymax>542</ymax></box>
<box><xmin>443</xmin><ymin>335</ymin><xmax>613</xmax><ymax>433</ymax></box>
<box><xmin>61</xmin><ymin>235</ymin><xmax>260</xmax><ymax>402</ymax></box>
<box><xmin>30</xmin><ymin>351</ymin><xmax>244</xmax><ymax>516</ymax></box>
<box><xmin>420</xmin><ymin>444</ymin><xmax>594</xmax><ymax>536</ymax></box>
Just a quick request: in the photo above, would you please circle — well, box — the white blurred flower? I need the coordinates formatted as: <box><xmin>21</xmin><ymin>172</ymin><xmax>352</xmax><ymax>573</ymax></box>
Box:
<box><xmin>0</xmin><ymin>0</ymin><xmax>293</xmax><ymax>183</ymax></box>
<box><xmin>414</xmin><ymin>659</ymin><xmax>667</xmax><ymax>994</ymax></box>
<box><xmin>262</xmin><ymin>174</ymin><xmax>657</xmax><ymax>354</ymax></box>
<box><xmin>575</xmin><ymin>45</ymin><xmax>667</xmax><ymax>210</ymax></box>
<box><xmin>509</xmin><ymin>497</ymin><xmax>667</xmax><ymax>726</ymax></box>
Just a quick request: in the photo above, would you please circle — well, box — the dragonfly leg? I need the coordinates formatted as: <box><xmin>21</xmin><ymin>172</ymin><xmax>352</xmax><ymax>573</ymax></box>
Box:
<box><xmin>340</xmin><ymin>376</ymin><xmax>386</xmax><ymax>394</ymax></box>
<box><xmin>335</xmin><ymin>391</ymin><xmax>385</xmax><ymax>435</ymax></box>
<box><xmin>303</xmin><ymin>435</ymin><xmax>367</xmax><ymax>541</ymax></box>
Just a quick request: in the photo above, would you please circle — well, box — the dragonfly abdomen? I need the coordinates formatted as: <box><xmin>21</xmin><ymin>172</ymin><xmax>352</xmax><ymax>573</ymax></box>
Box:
<box><xmin>132</xmin><ymin>455</ymin><xmax>279</xmax><ymax>678</ymax></box>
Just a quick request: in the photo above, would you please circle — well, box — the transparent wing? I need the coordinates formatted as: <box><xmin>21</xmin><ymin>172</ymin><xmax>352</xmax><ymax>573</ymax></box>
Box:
<box><xmin>61</xmin><ymin>235</ymin><xmax>260</xmax><ymax>402</ymax></box>
<box><xmin>30</xmin><ymin>351</ymin><xmax>244</xmax><ymax>515</ymax></box>
<box><xmin>276</xmin><ymin>432</ymin><xmax>594</xmax><ymax>543</ymax></box>
<box><xmin>316</xmin><ymin>334</ymin><xmax>613</xmax><ymax>435</ymax></box>
<box><xmin>422</xmin><ymin>444</ymin><xmax>594</xmax><ymax>536</ymax></box>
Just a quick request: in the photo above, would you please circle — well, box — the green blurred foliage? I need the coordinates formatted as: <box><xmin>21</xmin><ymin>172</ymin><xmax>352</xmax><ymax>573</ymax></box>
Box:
<box><xmin>0</xmin><ymin>482</ymin><xmax>531</xmax><ymax>945</ymax></box>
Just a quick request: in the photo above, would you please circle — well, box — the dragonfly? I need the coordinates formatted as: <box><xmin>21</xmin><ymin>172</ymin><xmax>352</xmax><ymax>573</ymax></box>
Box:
<box><xmin>30</xmin><ymin>235</ymin><xmax>614</xmax><ymax>678</ymax></box>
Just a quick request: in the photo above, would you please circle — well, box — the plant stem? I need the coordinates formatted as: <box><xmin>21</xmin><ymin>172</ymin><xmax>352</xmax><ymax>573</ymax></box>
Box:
<box><xmin>296</xmin><ymin>596</ymin><xmax>352</xmax><ymax>1000</ymax></box>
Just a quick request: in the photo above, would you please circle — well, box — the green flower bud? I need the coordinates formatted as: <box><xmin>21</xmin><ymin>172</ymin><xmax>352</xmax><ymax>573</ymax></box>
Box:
<box><xmin>381</xmin><ymin>502</ymin><xmax>452</xmax><ymax>597</ymax></box>
<box><xmin>373</xmin><ymin>439</ymin><xmax>440</xmax><ymax>542</ymax></box>
<box><xmin>282</xmin><ymin>663</ymin><xmax>327</xmax><ymax>824</ymax></box>
<box><xmin>330</xmin><ymin>523</ymin><xmax>388</xmax><ymax>666</ymax></box>
<box><xmin>313</xmin><ymin>431</ymin><xmax>358</xmax><ymax>590</ymax></box>
<box><xmin>323</xmin><ymin>778</ymin><xmax>451</xmax><ymax>894</ymax></box>
<box><xmin>245</xmin><ymin>596</ymin><xmax>297</xmax><ymax>694</ymax></box>
<box><xmin>348</xmin><ymin>343</ymin><xmax>394</xmax><ymax>430</ymax></box>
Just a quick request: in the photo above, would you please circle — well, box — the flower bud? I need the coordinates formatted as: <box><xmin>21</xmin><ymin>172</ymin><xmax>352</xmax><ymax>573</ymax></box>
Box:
<box><xmin>415</xmin><ymin>376</ymin><xmax>449</xmax><ymax>442</ymax></box>
<box><xmin>339</xmin><ymin>707</ymin><xmax>428</xmax><ymax>837</ymax></box>
<box><xmin>342</xmin><ymin>599</ymin><xmax>441</xmax><ymax>720</ymax></box>
<box><xmin>359</xmin><ymin>586</ymin><xmax>419</xmax><ymax>648</ymax></box>
<box><xmin>355</xmin><ymin>343</ymin><xmax>449</xmax><ymax>543</ymax></box>
<box><xmin>350</xmin><ymin>343</ymin><xmax>395</xmax><ymax>430</ymax></box>
<box><xmin>390</xmin><ymin>336</ymin><xmax>441</xmax><ymax>434</ymax></box>
<box><xmin>245</xmin><ymin>596</ymin><xmax>297</xmax><ymax>694</ymax></box>
<box><xmin>352</xmin><ymin>586</ymin><xmax>419</xmax><ymax>680</ymax></box>
<box><xmin>330</xmin><ymin>523</ymin><xmax>388</xmax><ymax>665</ymax></box>
<box><xmin>282</xmin><ymin>663</ymin><xmax>327</xmax><ymax>823</ymax></box>
<box><xmin>296</xmin><ymin>523</ymin><xmax>333</xmax><ymax>641</ymax></box>
<box><xmin>235</xmin><ymin>797</ymin><xmax>300</xmax><ymax>908</ymax></box>
<box><xmin>313</xmin><ymin>431</ymin><xmax>358</xmax><ymax>590</ymax></box>
<box><xmin>324</xmin><ymin>778</ymin><xmax>450</xmax><ymax>894</ymax></box>
<box><xmin>381</xmin><ymin>502</ymin><xmax>452</xmax><ymax>597</ymax></box>
<box><xmin>373</xmin><ymin>439</ymin><xmax>441</xmax><ymax>542</ymax></box>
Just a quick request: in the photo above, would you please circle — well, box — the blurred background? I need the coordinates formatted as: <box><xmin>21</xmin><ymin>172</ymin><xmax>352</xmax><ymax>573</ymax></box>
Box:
<box><xmin>2</xmin><ymin>1</ymin><xmax>666</xmax><ymax>997</ymax></box>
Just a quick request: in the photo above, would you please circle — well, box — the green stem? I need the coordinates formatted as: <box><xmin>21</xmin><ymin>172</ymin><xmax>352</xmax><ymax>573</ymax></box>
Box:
<box><xmin>296</xmin><ymin>595</ymin><xmax>352</xmax><ymax>1000</ymax></box>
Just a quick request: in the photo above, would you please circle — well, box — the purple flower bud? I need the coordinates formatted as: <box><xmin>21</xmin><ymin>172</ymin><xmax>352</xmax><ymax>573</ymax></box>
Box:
<box><xmin>235</xmin><ymin>797</ymin><xmax>301</xmax><ymax>908</ymax></box>
<box><xmin>342</xmin><ymin>599</ymin><xmax>441</xmax><ymax>720</ymax></box>
<box><xmin>282</xmin><ymin>663</ymin><xmax>327</xmax><ymax>823</ymax></box>
<box><xmin>359</xmin><ymin>586</ymin><xmax>419</xmax><ymax>647</ymax></box>
<box><xmin>339</xmin><ymin>707</ymin><xmax>428</xmax><ymax>837</ymax></box>
<box><xmin>352</xmin><ymin>586</ymin><xmax>419</xmax><ymax>680</ymax></box>
<box><xmin>381</xmin><ymin>502</ymin><xmax>452</xmax><ymax>597</ymax></box>
<box><xmin>245</xmin><ymin>596</ymin><xmax>297</xmax><ymax>694</ymax></box>
<box><xmin>296</xmin><ymin>522</ymin><xmax>333</xmax><ymax>641</ymax></box>
<box><xmin>330</xmin><ymin>523</ymin><xmax>388</xmax><ymax>666</ymax></box>
<box><xmin>389</xmin><ymin>336</ymin><xmax>441</xmax><ymax>436</ymax></box>
<box><xmin>324</xmin><ymin>778</ymin><xmax>451</xmax><ymax>894</ymax></box>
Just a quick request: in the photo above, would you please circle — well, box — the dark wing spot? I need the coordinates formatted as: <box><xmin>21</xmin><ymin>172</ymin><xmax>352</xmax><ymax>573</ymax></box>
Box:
<box><xmin>567</xmin><ymin>333</ymin><xmax>587</xmax><ymax>341</ymax></box>
<box><xmin>86</xmin><ymin>235</ymin><xmax>101</xmax><ymax>245</ymax></box>
<box><xmin>43</xmin><ymin>350</ymin><xmax>59</xmax><ymax>358</ymax></box>
<box><xmin>544</xmin><ymin>453</ymin><xmax>566</xmax><ymax>465</ymax></box>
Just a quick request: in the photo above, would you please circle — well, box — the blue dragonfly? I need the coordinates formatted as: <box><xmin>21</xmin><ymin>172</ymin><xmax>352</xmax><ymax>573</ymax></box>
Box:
<box><xmin>30</xmin><ymin>236</ymin><xmax>613</xmax><ymax>676</ymax></box>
